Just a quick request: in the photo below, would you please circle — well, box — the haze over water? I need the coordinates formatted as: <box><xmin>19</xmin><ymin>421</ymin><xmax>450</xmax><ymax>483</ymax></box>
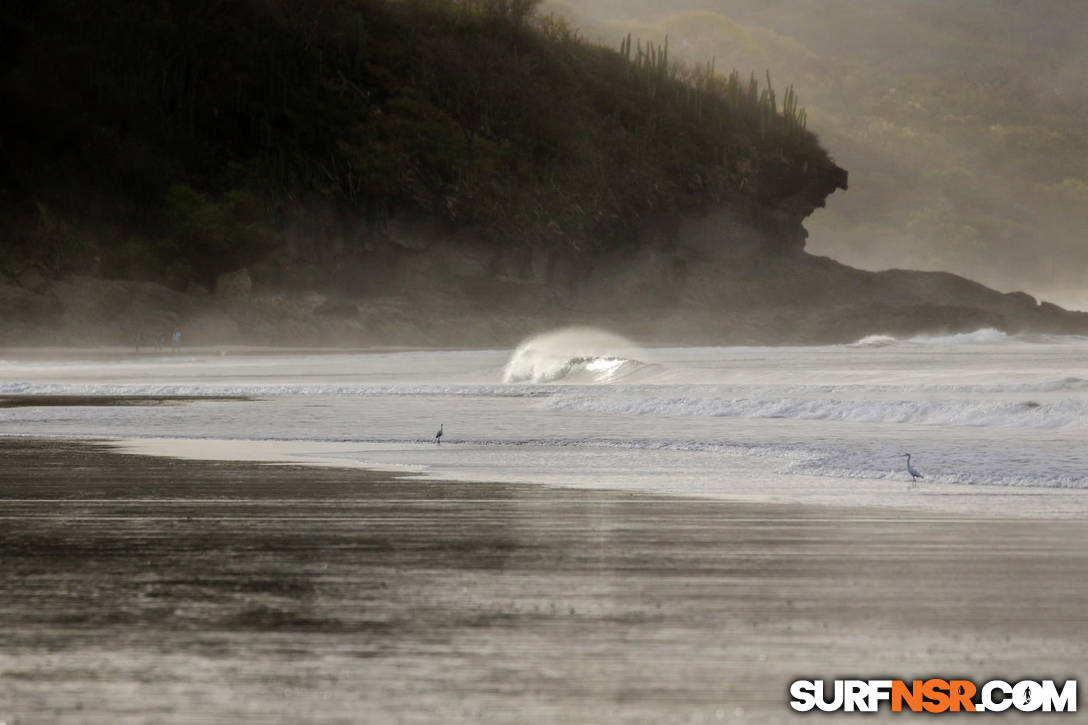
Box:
<box><xmin>3</xmin><ymin>328</ymin><xmax>1088</xmax><ymax>517</ymax></box>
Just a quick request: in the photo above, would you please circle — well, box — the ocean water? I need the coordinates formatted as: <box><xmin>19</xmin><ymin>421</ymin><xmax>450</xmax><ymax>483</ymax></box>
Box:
<box><xmin>3</xmin><ymin>327</ymin><xmax>1088</xmax><ymax>517</ymax></box>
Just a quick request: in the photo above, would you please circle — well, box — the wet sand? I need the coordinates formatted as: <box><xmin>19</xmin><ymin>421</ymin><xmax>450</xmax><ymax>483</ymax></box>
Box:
<box><xmin>1</xmin><ymin>438</ymin><xmax>1086</xmax><ymax>723</ymax></box>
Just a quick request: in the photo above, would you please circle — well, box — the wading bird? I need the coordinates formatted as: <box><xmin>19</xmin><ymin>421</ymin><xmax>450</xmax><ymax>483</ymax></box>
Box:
<box><xmin>903</xmin><ymin>453</ymin><xmax>923</xmax><ymax>483</ymax></box>
<box><xmin>435</xmin><ymin>423</ymin><xmax>443</xmax><ymax>445</ymax></box>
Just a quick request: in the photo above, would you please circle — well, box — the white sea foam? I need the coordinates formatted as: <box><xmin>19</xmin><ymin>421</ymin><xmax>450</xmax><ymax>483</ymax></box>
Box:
<box><xmin>0</xmin><ymin>381</ymin><xmax>554</xmax><ymax>398</ymax></box>
<box><xmin>542</xmin><ymin>393</ymin><xmax>1088</xmax><ymax>429</ymax></box>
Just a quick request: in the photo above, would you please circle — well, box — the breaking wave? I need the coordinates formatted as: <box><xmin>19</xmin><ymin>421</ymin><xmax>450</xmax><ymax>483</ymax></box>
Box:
<box><xmin>851</xmin><ymin>328</ymin><xmax>1011</xmax><ymax>347</ymax></box>
<box><xmin>911</xmin><ymin>328</ymin><xmax>1011</xmax><ymax>344</ymax></box>
<box><xmin>502</xmin><ymin>326</ymin><xmax>647</xmax><ymax>383</ymax></box>
<box><xmin>848</xmin><ymin>328</ymin><xmax>1088</xmax><ymax>348</ymax></box>
<box><xmin>850</xmin><ymin>334</ymin><xmax>899</xmax><ymax>348</ymax></box>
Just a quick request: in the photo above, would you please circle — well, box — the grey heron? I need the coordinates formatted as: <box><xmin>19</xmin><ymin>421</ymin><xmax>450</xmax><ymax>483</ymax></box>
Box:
<box><xmin>435</xmin><ymin>423</ymin><xmax>443</xmax><ymax>445</ymax></box>
<box><xmin>902</xmin><ymin>453</ymin><xmax>923</xmax><ymax>482</ymax></box>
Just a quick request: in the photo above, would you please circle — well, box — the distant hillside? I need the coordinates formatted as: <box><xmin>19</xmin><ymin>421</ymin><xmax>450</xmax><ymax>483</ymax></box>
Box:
<box><xmin>0</xmin><ymin>0</ymin><xmax>840</xmax><ymax>294</ymax></box>
<box><xmin>549</xmin><ymin>0</ymin><xmax>1088</xmax><ymax>308</ymax></box>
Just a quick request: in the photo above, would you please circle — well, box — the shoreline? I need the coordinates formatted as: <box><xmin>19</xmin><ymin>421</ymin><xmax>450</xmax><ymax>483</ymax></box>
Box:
<box><xmin>0</xmin><ymin>429</ymin><xmax>1083</xmax><ymax>520</ymax></box>
<box><xmin>2</xmin><ymin>437</ymin><xmax>1087</xmax><ymax>723</ymax></box>
<box><xmin>109</xmin><ymin>435</ymin><xmax>1088</xmax><ymax>521</ymax></box>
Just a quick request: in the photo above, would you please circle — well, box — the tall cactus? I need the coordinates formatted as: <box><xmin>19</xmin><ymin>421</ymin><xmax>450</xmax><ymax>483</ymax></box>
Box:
<box><xmin>616</xmin><ymin>34</ymin><xmax>807</xmax><ymax>143</ymax></box>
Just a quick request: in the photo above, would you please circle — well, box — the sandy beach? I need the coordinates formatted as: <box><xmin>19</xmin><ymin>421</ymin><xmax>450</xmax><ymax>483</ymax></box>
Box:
<box><xmin>0</xmin><ymin>438</ymin><xmax>1083</xmax><ymax>723</ymax></box>
<box><xmin>7</xmin><ymin>0</ymin><xmax>1088</xmax><ymax>721</ymax></box>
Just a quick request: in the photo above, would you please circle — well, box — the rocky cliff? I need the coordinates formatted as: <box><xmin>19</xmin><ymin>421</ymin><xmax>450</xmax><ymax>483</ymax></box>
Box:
<box><xmin>4</xmin><ymin>201</ymin><xmax>1086</xmax><ymax>348</ymax></box>
<box><xmin>2</xmin><ymin>0</ymin><xmax>1085</xmax><ymax>347</ymax></box>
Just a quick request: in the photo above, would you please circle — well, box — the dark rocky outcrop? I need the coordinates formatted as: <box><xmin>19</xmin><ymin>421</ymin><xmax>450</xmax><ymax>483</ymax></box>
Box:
<box><xmin>1</xmin><ymin>0</ymin><xmax>1083</xmax><ymax>348</ymax></box>
<box><xmin>3</xmin><ymin>230</ymin><xmax>1086</xmax><ymax>348</ymax></box>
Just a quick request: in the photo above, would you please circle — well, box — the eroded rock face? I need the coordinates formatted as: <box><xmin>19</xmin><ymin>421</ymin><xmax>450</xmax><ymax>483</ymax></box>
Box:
<box><xmin>1</xmin><ymin>253</ymin><xmax>1085</xmax><ymax>348</ymax></box>
<box><xmin>0</xmin><ymin>283</ymin><xmax>50</xmax><ymax>343</ymax></box>
<box><xmin>0</xmin><ymin>151</ymin><xmax>1084</xmax><ymax>348</ymax></box>
<box><xmin>17</xmin><ymin>268</ymin><xmax>49</xmax><ymax>293</ymax></box>
<box><xmin>756</xmin><ymin>157</ymin><xmax>850</xmax><ymax>255</ymax></box>
<box><xmin>215</xmin><ymin>268</ymin><xmax>252</xmax><ymax>305</ymax></box>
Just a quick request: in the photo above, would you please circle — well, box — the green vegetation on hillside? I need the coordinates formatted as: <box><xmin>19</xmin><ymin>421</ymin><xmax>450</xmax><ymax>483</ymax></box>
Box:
<box><xmin>0</xmin><ymin>0</ymin><xmax>836</xmax><ymax>291</ymax></box>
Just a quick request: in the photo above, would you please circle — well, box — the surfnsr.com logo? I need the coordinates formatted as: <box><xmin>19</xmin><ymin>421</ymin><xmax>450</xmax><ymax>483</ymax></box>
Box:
<box><xmin>789</xmin><ymin>679</ymin><xmax>1076</xmax><ymax>713</ymax></box>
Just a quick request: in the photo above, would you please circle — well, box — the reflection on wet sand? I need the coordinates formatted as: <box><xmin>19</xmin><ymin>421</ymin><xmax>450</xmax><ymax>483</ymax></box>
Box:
<box><xmin>1</xmin><ymin>439</ymin><xmax>1086</xmax><ymax>723</ymax></box>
